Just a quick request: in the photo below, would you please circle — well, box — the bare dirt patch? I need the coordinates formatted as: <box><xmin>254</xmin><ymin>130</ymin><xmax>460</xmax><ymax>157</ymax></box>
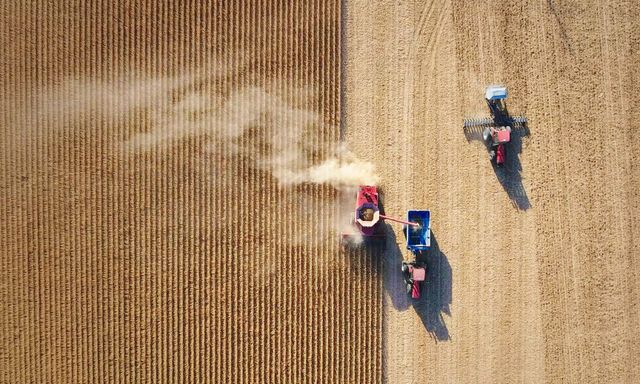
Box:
<box><xmin>345</xmin><ymin>0</ymin><xmax>639</xmax><ymax>383</ymax></box>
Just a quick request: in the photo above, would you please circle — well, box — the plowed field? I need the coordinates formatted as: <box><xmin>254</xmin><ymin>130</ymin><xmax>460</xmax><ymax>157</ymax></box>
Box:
<box><xmin>345</xmin><ymin>0</ymin><xmax>640</xmax><ymax>383</ymax></box>
<box><xmin>1</xmin><ymin>1</ymin><xmax>381</xmax><ymax>383</ymax></box>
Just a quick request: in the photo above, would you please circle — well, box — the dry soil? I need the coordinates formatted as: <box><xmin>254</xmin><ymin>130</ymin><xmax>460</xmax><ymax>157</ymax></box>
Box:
<box><xmin>345</xmin><ymin>0</ymin><xmax>640</xmax><ymax>383</ymax></box>
<box><xmin>2</xmin><ymin>1</ymin><xmax>640</xmax><ymax>384</ymax></box>
<box><xmin>0</xmin><ymin>1</ymin><xmax>381</xmax><ymax>383</ymax></box>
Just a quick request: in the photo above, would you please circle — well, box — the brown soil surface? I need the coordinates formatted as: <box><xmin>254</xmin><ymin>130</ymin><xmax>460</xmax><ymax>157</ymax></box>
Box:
<box><xmin>345</xmin><ymin>0</ymin><xmax>640</xmax><ymax>383</ymax></box>
<box><xmin>0</xmin><ymin>2</ymin><xmax>381</xmax><ymax>383</ymax></box>
<box><xmin>3</xmin><ymin>1</ymin><xmax>640</xmax><ymax>383</ymax></box>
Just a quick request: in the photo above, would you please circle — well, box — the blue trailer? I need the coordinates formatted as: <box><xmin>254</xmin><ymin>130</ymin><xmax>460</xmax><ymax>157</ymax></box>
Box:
<box><xmin>405</xmin><ymin>210</ymin><xmax>431</xmax><ymax>252</ymax></box>
<box><xmin>402</xmin><ymin>210</ymin><xmax>430</xmax><ymax>299</ymax></box>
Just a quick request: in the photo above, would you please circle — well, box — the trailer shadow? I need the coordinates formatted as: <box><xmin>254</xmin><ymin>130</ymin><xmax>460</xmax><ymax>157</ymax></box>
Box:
<box><xmin>492</xmin><ymin>125</ymin><xmax>531</xmax><ymax>210</ymax></box>
<box><xmin>412</xmin><ymin>234</ymin><xmax>452</xmax><ymax>342</ymax></box>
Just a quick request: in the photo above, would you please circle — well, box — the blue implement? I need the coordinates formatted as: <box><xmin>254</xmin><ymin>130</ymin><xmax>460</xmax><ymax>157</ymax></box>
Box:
<box><xmin>405</xmin><ymin>210</ymin><xmax>431</xmax><ymax>252</ymax></box>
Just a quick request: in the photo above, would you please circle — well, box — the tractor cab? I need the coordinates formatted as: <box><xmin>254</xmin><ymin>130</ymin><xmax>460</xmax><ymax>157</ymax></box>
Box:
<box><xmin>411</xmin><ymin>265</ymin><xmax>426</xmax><ymax>282</ymax></box>
<box><xmin>482</xmin><ymin>126</ymin><xmax>511</xmax><ymax>166</ymax></box>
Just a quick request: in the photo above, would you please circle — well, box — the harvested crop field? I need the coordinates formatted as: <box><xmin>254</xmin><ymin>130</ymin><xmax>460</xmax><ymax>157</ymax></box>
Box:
<box><xmin>0</xmin><ymin>1</ymin><xmax>380</xmax><ymax>383</ymax></box>
<box><xmin>345</xmin><ymin>0</ymin><xmax>640</xmax><ymax>383</ymax></box>
<box><xmin>2</xmin><ymin>1</ymin><xmax>640</xmax><ymax>384</ymax></box>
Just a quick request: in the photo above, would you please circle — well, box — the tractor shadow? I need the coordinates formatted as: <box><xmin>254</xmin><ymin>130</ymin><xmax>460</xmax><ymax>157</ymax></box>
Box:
<box><xmin>381</xmin><ymin>224</ymin><xmax>411</xmax><ymax>312</ymax></box>
<box><xmin>412</xmin><ymin>234</ymin><xmax>452</xmax><ymax>342</ymax></box>
<box><xmin>377</xmin><ymin>197</ymin><xmax>411</xmax><ymax>311</ymax></box>
<box><xmin>492</xmin><ymin>125</ymin><xmax>531</xmax><ymax>210</ymax></box>
<box><xmin>463</xmin><ymin>123</ymin><xmax>531</xmax><ymax>211</ymax></box>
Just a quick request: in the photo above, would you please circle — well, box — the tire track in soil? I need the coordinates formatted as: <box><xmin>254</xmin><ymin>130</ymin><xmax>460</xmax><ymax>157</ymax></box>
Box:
<box><xmin>348</xmin><ymin>0</ymin><xmax>639</xmax><ymax>383</ymax></box>
<box><xmin>519</xmin><ymin>1</ymin><xmax>640</xmax><ymax>382</ymax></box>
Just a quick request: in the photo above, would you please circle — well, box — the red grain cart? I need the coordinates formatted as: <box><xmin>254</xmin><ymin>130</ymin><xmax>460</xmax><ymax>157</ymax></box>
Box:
<box><xmin>342</xmin><ymin>185</ymin><xmax>418</xmax><ymax>243</ymax></box>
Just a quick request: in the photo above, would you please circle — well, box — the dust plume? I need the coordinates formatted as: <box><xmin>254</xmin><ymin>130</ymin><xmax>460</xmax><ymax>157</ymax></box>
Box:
<box><xmin>290</xmin><ymin>144</ymin><xmax>379</xmax><ymax>188</ymax></box>
<box><xmin>23</xmin><ymin>69</ymin><xmax>379</xmax><ymax>246</ymax></box>
<box><xmin>121</xmin><ymin>81</ymin><xmax>379</xmax><ymax>192</ymax></box>
<box><xmin>21</xmin><ymin>70</ymin><xmax>380</xmax><ymax>192</ymax></box>
<box><xmin>116</xmin><ymin>72</ymin><xmax>380</xmax><ymax>247</ymax></box>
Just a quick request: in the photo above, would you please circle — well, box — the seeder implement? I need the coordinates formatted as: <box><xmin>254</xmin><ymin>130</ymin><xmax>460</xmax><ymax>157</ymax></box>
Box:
<box><xmin>463</xmin><ymin>85</ymin><xmax>528</xmax><ymax>166</ymax></box>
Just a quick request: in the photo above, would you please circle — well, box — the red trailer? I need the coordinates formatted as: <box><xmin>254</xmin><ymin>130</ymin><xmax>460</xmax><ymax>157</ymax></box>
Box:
<box><xmin>342</xmin><ymin>185</ymin><xmax>419</xmax><ymax>243</ymax></box>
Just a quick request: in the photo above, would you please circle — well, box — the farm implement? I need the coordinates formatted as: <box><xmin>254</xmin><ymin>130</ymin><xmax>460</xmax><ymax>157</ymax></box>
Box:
<box><xmin>346</xmin><ymin>185</ymin><xmax>419</xmax><ymax>239</ymax></box>
<box><xmin>402</xmin><ymin>210</ymin><xmax>430</xmax><ymax>300</ymax></box>
<box><xmin>342</xmin><ymin>185</ymin><xmax>431</xmax><ymax>300</ymax></box>
<box><xmin>463</xmin><ymin>85</ymin><xmax>528</xmax><ymax>166</ymax></box>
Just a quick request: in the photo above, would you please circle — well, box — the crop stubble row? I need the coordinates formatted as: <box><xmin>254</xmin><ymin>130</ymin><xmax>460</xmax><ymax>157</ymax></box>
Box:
<box><xmin>0</xmin><ymin>1</ymin><xmax>381</xmax><ymax>383</ymax></box>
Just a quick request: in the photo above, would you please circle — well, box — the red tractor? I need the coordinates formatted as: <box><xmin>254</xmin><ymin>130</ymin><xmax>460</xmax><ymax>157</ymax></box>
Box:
<box><xmin>402</xmin><ymin>261</ymin><xmax>426</xmax><ymax>299</ymax></box>
<box><xmin>463</xmin><ymin>85</ymin><xmax>527</xmax><ymax>167</ymax></box>
<box><xmin>483</xmin><ymin>126</ymin><xmax>511</xmax><ymax>166</ymax></box>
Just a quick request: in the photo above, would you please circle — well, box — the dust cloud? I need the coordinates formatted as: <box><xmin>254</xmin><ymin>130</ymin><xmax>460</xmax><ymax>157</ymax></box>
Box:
<box><xmin>115</xmin><ymin>72</ymin><xmax>379</xmax><ymax>246</ymax></box>
<box><xmin>121</xmin><ymin>81</ymin><xmax>379</xmax><ymax>191</ymax></box>
<box><xmin>25</xmin><ymin>71</ymin><xmax>379</xmax><ymax>192</ymax></box>
<box><xmin>27</xmin><ymin>70</ymin><xmax>379</xmax><ymax>246</ymax></box>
